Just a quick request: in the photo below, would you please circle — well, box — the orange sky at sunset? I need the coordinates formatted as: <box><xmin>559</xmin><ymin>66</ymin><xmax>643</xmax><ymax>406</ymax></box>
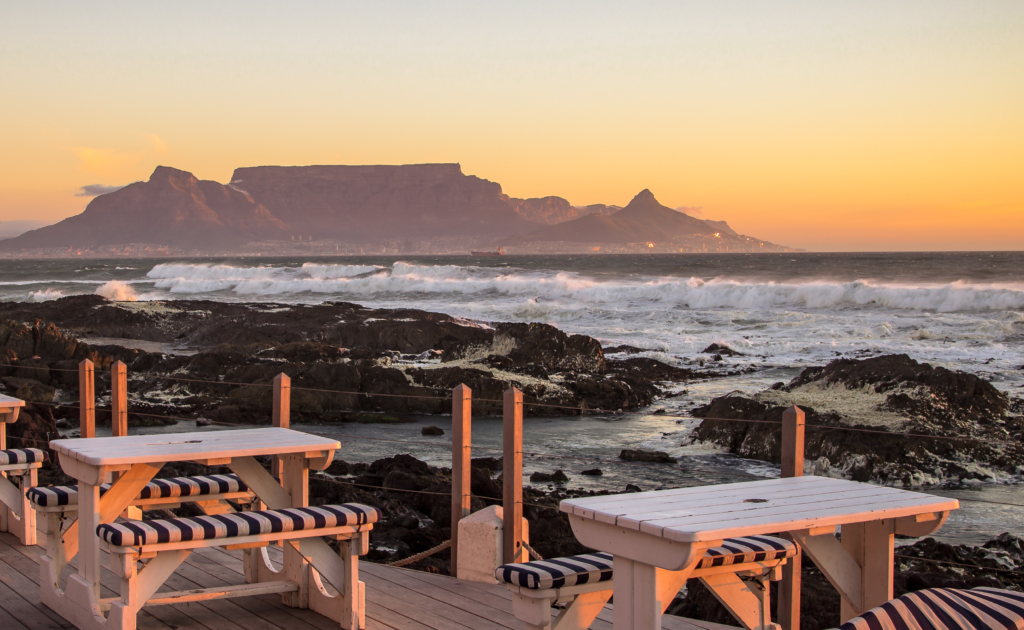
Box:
<box><xmin>1</xmin><ymin>2</ymin><xmax>1021</xmax><ymax>251</ymax></box>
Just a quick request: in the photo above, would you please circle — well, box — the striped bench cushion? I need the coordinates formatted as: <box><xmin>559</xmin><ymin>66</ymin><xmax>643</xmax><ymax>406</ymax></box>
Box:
<box><xmin>27</xmin><ymin>474</ymin><xmax>248</xmax><ymax>508</ymax></box>
<box><xmin>497</xmin><ymin>535</ymin><xmax>796</xmax><ymax>590</ymax></box>
<box><xmin>0</xmin><ymin>448</ymin><xmax>48</xmax><ymax>466</ymax></box>
<box><xmin>97</xmin><ymin>503</ymin><xmax>382</xmax><ymax>547</ymax></box>
<box><xmin>840</xmin><ymin>587</ymin><xmax>1024</xmax><ymax>630</ymax></box>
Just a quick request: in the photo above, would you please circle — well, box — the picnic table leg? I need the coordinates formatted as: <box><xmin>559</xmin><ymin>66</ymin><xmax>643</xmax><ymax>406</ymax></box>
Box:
<box><xmin>41</xmin><ymin>462</ymin><xmax>162</xmax><ymax>630</ymax></box>
<box><xmin>282</xmin><ymin>454</ymin><xmax>310</xmax><ymax>608</ymax></box>
<box><xmin>614</xmin><ymin>556</ymin><xmax>703</xmax><ymax>629</ymax></box>
<box><xmin>862</xmin><ymin>520</ymin><xmax>895</xmax><ymax>612</ymax></box>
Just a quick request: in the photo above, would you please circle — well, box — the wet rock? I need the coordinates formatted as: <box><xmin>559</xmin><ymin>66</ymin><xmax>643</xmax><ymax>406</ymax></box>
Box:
<box><xmin>691</xmin><ymin>354</ymin><xmax>1021</xmax><ymax>486</ymax></box>
<box><xmin>602</xmin><ymin>345</ymin><xmax>646</xmax><ymax>355</ymax></box>
<box><xmin>421</xmin><ymin>426</ymin><xmax>444</xmax><ymax>436</ymax></box>
<box><xmin>1</xmin><ymin>377</ymin><xmax>55</xmax><ymax>402</ymax></box>
<box><xmin>13</xmin><ymin>357</ymin><xmax>50</xmax><ymax>383</ymax></box>
<box><xmin>619</xmin><ymin>449</ymin><xmax>676</xmax><ymax>463</ymax></box>
<box><xmin>606</xmin><ymin>357</ymin><xmax>696</xmax><ymax>382</ymax></box>
<box><xmin>702</xmin><ymin>343</ymin><xmax>744</xmax><ymax>356</ymax></box>
<box><xmin>580</xmin><ymin>468</ymin><xmax>603</xmax><ymax>476</ymax></box>
<box><xmin>624</xmin><ymin>484</ymin><xmax>643</xmax><ymax>492</ymax></box>
<box><xmin>529</xmin><ymin>470</ymin><xmax>569</xmax><ymax>483</ymax></box>
<box><xmin>446</xmin><ymin>322</ymin><xmax>606</xmax><ymax>374</ymax></box>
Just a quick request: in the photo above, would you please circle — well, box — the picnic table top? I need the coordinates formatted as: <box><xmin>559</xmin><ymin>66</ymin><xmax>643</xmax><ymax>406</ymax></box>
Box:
<box><xmin>50</xmin><ymin>427</ymin><xmax>341</xmax><ymax>467</ymax></box>
<box><xmin>0</xmin><ymin>394</ymin><xmax>26</xmax><ymax>410</ymax></box>
<box><xmin>560</xmin><ymin>476</ymin><xmax>960</xmax><ymax>543</ymax></box>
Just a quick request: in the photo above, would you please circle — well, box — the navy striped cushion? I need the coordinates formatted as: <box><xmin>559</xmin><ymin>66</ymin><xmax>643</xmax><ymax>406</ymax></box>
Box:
<box><xmin>97</xmin><ymin>503</ymin><xmax>382</xmax><ymax>547</ymax></box>
<box><xmin>0</xmin><ymin>448</ymin><xmax>48</xmax><ymax>466</ymax></box>
<box><xmin>498</xmin><ymin>552</ymin><xmax>614</xmax><ymax>590</ymax></box>
<box><xmin>496</xmin><ymin>535</ymin><xmax>796</xmax><ymax>590</ymax></box>
<box><xmin>840</xmin><ymin>587</ymin><xmax>1024</xmax><ymax>630</ymax></box>
<box><xmin>27</xmin><ymin>474</ymin><xmax>248</xmax><ymax>508</ymax></box>
<box><xmin>697</xmin><ymin>535</ymin><xmax>797</xmax><ymax>568</ymax></box>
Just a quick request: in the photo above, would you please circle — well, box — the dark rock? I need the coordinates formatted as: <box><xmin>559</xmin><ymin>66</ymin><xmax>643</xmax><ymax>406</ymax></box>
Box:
<box><xmin>529</xmin><ymin>470</ymin><xmax>569</xmax><ymax>483</ymax></box>
<box><xmin>624</xmin><ymin>484</ymin><xmax>643</xmax><ymax>492</ymax></box>
<box><xmin>691</xmin><ymin>354</ymin><xmax>1020</xmax><ymax>486</ymax></box>
<box><xmin>13</xmin><ymin>357</ymin><xmax>50</xmax><ymax>383</ymax></box>
<box><xmin>446</xmin><ymin>322</ymin><xmax>606</xmax><ymax>374</ymax></box>
<box><xmin>421</xmin><ymin>426</ymin><xmax>445</xmax><ymax>436</ymax></box>
<box><xmin>619</xmin><ymin>449</ymin><xmax>676</xmax><ymax>463</ymax></box>
<box><xmin>702</xmin><ymin>343</ymin><xmax>744</xmax><ymax>356</ymax></box>
<box><xmin>1</xmin><ymin>377</ymin><xmax>55</xmax><ymax>403</ymax></box>
<box><xmin>606</xmin><ymin>357</ymin><xmax>695</xmax><ymax>382</ymax></box>
<box><xmin>580</xmin><ymin>468</ymin><xmax>603</xmax><ymax>476</ymax></box>
<box><xmin>603</xmin><ymin>345</ymin><xmax>646</xmax><ymax>355</ymax></box>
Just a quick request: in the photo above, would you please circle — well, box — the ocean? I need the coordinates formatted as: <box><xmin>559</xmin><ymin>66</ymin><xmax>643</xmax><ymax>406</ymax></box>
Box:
<box><xmin>2</xmin><ymin>252</ymin><xmax>1022</xmax><ymax>544</ymax></box>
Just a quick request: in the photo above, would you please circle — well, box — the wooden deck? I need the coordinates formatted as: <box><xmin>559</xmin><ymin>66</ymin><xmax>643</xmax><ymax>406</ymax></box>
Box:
<box><xmin>0</xmin><ymin>532</ymin><xmax>732</xmax><ymax>630</ymax></box>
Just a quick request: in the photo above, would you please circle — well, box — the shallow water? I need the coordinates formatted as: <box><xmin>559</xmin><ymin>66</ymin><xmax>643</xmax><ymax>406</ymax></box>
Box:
<box><xmin>9</xmin><ymin>252</ymin><xmax>1024</xmax><ymax>546</ymax></box>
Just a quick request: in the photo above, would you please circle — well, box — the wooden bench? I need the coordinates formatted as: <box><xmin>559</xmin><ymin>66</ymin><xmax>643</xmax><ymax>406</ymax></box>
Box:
<box><xmin>1</xmin><ymin>394</ymin><xmax>42</xmax><ymax>546</ymax></box>
<box><xmin>28</xmin><ymin>473</ymin><xmax>255</xmax><ymax>570</ymax></box>
<box><xmin>1</xmin><ymin>448</ymin><xmax>48</xmax><ymax>545</ymax></box>
<box><xmin>84</xmin><ymin>503</ymin><xmax>379</xmax><ymax>630</ymax></box>
<box><xmin>497</xmin><ymin>535</ymin><xmax>797</xmax><ymax>630</ymax></box>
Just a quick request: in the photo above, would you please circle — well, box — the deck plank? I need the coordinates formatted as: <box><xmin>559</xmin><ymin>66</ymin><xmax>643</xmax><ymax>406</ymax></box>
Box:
<box><xmin>0</xmin><ymin>532</ymin><xmax>738</xmax><ymax>630</ymax></box>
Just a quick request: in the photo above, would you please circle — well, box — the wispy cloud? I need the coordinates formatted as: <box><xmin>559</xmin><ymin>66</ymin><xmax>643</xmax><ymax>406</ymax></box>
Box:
<box><xmin>75</xmin><ymin>184</ymin><xmax>127</xmax><ymax>197</ymax></box>
<box><xmin>677</xmin><ymin>206</ymin><xmax>703</xmax><ymax>216</ymax></box>
<box><xmin>69</xmin><ymin>134</ymin><xmax>168</xmax><ymax>178</ymax></box>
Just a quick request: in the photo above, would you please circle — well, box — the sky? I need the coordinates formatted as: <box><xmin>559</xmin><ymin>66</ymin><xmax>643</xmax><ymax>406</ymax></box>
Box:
<box><xmin>1</xmin><ymin>1</ymin><xmax>1022</xmax><ymax>251</ymax></box>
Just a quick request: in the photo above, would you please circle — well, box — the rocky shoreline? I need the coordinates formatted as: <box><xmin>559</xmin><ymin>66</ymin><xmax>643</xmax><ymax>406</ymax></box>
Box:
<box><xmin>2</xmin><ymin>296</ymin><xmax>1023</xmax><ymax>629</ymax></box>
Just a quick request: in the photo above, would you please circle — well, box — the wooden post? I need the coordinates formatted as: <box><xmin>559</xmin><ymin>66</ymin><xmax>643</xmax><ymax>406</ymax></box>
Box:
<box><xmin>111</xmin><ymin>361</ymin><xmax>128</xmax><ymax>438</ymax></box>
<box><xmin>272</xmin><ymin>373</ymin><xmax>291</xmax><ymax>483</ymax></box>
<box><xmin>779</xmin><ymin>405</ymin><xmax>805</xmax><ymax>630</ymax></box>
<box><xmin>110</xmin><ymin>361</ymin><xmax>128</xmax><ymax>483</ymax></box>
<box><xmin>79</xmin><ymin>359</ymin><xmax>95</xmax><ymax>439</ymax></box>
<box><xmin>503</xmin><ymin>387</ymin><xmax>523</xmax><ymax>565</ymax></box>
<box><xmin>450</xmin><ymin>384</ymin><xmax>472</xmax><ymax>577</ymax></box>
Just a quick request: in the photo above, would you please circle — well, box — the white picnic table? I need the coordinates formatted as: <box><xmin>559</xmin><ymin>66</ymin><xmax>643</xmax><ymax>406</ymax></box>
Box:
<box><xmin>0</xmin><ymin>393</ymin><xmax>26</xmax><ymax>424</ymax></box>
<box><xmin>42</xmin><ymin>427</ymin><xmax>340</xmax><ymax>630</ymax></box>
<box><xmin>560</xmin><ymin>476</ymin><xmax>959</xmax><ymax>629</ymax></box>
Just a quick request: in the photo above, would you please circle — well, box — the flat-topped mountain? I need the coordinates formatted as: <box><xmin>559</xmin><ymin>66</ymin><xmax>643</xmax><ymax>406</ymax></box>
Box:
<box><xmin>504</xmin><ymin>189</ymin><xmax>739</xmax><ymax>244</ymax></box>
<box><xmin>230</xmin><ymin>163</ymin><xmax>535</xmax><ymax>240</ymax></box>
<box><xmin>1</xmin><ymin>163</ymin><xmax>788</xmax><ymax>255</ymax></box>
<box><xmin>2</xmin><ymin>167</ymin><xmax>289</xmax><ymax>250</ymax></box>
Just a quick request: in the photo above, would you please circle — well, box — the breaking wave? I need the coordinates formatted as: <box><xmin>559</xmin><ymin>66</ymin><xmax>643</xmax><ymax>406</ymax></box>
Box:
<box><xmin>96</xmin><ymin>280</ymin><xmax>138</xmax><ymax>301</ymax></box>
<box><xmin>144</xmin><ymin>262</ymin><xmax>1024</xmax><ymax>312</ymax></box>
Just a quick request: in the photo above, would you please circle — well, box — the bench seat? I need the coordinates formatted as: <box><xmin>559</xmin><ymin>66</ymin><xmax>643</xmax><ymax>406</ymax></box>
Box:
<box><xmin>27</xmin><ymin>473</ymin><xmax>248</xmax><ymax>508</ymax></box>
<box><xmin>98</xmin><ymin>503</ymin><xmax>383</xmax><ymax>546</ymax></box>
<box><xmin>79</xmin><ymin>503</ymin><xmax>380</xmax><ymax>630</ymax></box>
<box><xmin>0</xmin><ymin>448</ymin><xmax>48</xmax><ymax>466</ymax></box>
<box><xmin>498</xmin><ymin>535</ymin><xmax>796</xmax><ymax>630</ymax></box>
<box><xmin>839</xmin><ymin>587</ymin><xmax>1024</xmax><ymax>630</ymax></box>
<box><xmin>497</xmin><ymin>534</ymin><xmax>797</xmax><ymax>590</ymax></box>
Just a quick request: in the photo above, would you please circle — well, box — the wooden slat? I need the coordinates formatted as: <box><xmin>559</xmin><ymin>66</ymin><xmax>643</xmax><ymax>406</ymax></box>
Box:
<box><xmin>51</xmin><ymin>428</ymin><xmax>340</xmax><ymax>467</ymax></box>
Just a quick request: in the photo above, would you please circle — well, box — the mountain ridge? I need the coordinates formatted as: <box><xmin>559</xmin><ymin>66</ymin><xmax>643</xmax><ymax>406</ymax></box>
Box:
<box><xmin>1</xmin><ymin>164</ymin><xmax>787</xmax><ymax>255</ymax></box>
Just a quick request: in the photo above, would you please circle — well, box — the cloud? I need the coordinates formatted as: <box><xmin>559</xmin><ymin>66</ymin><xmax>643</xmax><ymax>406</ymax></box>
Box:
<box><xmin>75</xmin><ymin>184</ymin><xmax>127</xmax><ymax>197</ymax></box>
<box><xmin>676</xmin><ymin>206</ymin><xmax>703</xmax><ymax>216</ymax></box>
<box><xmin>70</xmin><ymin>134</ymin><xmax>168</xmax><ymax>177</ymax></box>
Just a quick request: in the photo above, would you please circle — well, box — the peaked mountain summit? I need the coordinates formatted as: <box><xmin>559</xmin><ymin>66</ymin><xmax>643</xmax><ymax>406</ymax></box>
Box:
<box><xmin>2</xmin><ymin>167</ymin><xmax>289</xmax><ymax>250</ymax></box>
<box><xmin>504</xmin><ymin>189</ymin><xmax>738</xmax><ymax>244</ymax></box>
